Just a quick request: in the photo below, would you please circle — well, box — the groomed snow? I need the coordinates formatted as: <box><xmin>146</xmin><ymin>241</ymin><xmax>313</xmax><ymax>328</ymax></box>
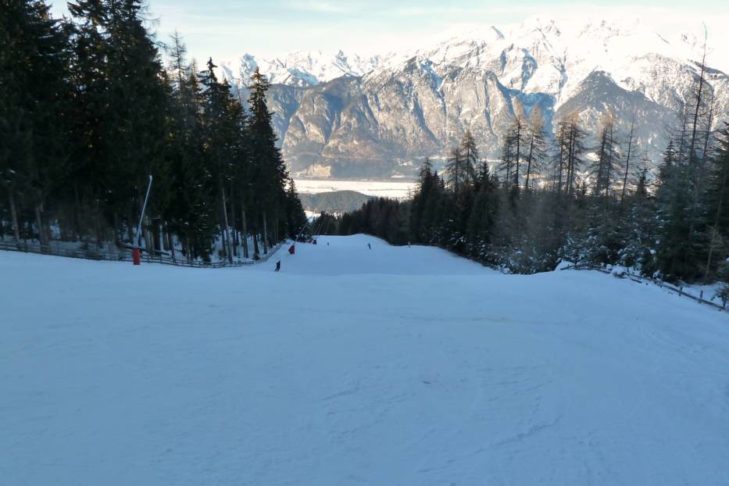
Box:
<box><xmin>2</xmin><ymin>235</ymin><xmax>729</xmax><ymax>485</ymax></box>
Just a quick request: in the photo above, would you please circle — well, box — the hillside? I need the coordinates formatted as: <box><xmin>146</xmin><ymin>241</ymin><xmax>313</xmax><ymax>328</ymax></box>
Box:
<box><xmin>2</xmin><ymin>235</ymin><xmax>728</xmax><ymax>484</ymax></box>
<box><xmin>298</xmin><ymin>190</ymin><xmax>373</xmax><ymax>214</ymax></box>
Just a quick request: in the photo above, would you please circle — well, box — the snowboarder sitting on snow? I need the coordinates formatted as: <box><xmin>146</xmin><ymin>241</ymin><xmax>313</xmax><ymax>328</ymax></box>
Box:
<box><xmin>275</xmin><ymin>260</ymin><xmax>281</xmax><ymax>272</ymax></box>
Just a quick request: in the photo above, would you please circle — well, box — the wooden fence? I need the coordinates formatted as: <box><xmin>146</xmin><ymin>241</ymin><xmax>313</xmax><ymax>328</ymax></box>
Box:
<box><xmin>0</xmin><ymin>239</ymin><xmax>284</xmax><ymax>269</ymax></box>
<box><xmin>562</xmin><ymin>263</ymin><xmax>728</xmax><ymax>313</ymax></box>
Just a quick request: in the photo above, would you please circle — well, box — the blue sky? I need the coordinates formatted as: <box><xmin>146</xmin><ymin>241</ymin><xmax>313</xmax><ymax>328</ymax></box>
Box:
<box><xmin>49</xmin><ymin>1</ymin><xmax>728</xmax><ymax>63</ymax></box>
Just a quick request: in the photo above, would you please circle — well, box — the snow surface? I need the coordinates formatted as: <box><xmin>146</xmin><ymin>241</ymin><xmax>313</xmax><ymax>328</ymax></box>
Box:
<box><xmin>2</xmin><ymin>235</ymin><xmax>729</xmax><ymax>485</ymax></box>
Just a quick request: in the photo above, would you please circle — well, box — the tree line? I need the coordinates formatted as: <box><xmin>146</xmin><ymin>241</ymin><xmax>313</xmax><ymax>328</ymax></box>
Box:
<box><xmin>325</xmin><ymin>62</ymin><xmax>729</xmax><ymax>287</ymax></box>
<box><xmin>0</xmin><ymin>0</ymin><xmax>306</xmax><ymax>262</ymax></box>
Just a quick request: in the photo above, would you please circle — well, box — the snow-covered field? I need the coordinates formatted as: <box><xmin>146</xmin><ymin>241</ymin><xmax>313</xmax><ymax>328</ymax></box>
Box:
<box><xmin>2</xmin><ymin>235</ymin><xmax>729</xmax><ymax>485</ymax></box>
<box><xmin>294</xmin><ymin>179</ymin><xmax>417</xmax><ymax>199</ymax></box>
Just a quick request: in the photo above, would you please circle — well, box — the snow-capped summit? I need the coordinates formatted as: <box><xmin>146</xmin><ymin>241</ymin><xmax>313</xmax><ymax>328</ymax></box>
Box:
<box><xmin>222</xmin><ymin>16</ymin><xmax>729</xmax><ymax>179</ymax></box>
<box><xmin>222</xmin><ymin>50</ymin><xmax>383</xmax><ymax>88</ymax></box>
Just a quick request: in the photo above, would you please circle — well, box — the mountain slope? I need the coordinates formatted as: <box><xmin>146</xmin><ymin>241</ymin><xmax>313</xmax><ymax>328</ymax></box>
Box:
<box><xmin>3</xmin><ymin>236</ymin><xmax>729</xmax><ymax>484</ymax></box>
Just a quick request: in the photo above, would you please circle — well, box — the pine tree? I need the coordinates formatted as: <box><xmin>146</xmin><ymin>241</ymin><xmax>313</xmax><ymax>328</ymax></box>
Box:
<box><xmin>655</xmin><ymin>139</ymin><xmax>699</xmax><ymax>280</ymax></box>
<box><xmin>410</xmin><ymin>158</ymin><xmax>434</xmax><ymax>243</ymax></box>
<box><xmin>445</xmin><ymin>130</ymin><xmax>477</xmax><ymax>197</ymax></box>
<box><xmin>102</xmin><ymin>0</ymin><xmax>167</xmax><ymax>245</ymax></box>
<box><xmin>564</xmin><ymin>116</ymin><xmax>586</xmax><ymax>196</ymax></box>
<box><xmin>66</xmin><ymin>0</ymin><xmax>112</xmax><ymax>242</ymax></box>
<box><xmin>0</xmin><ymin>0</ymin><xmax>71</xmax><ymax>247</ymax></box>
<box><xmin>503</xmin><ymin>114</ymin><xmax>525</xmax><ymax>189</ymax></box>
<box><xmin>620</xmin><ymin>117</ymin><xmax>637</xmax><ymax>205</ymax></box>
<box><xmin>164</xmin><ymin>38</ymin><xmax>216</xmax><ymax>261</ymax></box>
<box><xmin>523</xmin><ymin>107</ymin><xmax>547</xmax><ymax>191</ymax></box>
<box><xmin>284</xmin><ymin>177</ymin><xmax>307</xmax><ymax>240</ymax></box>
<box><xmin>619</xmin><ymin>168</ymin><xmax>657</xmax><ymax>273</ymax></box>
<box><xmin>247</xmin><ymin>68</ymin><xmax>289</xmax><ymax>255</ymax></box>
<box><xmin>592</xmin><ymin>113</ymin><xmax>620</xmax><ymax>198</ymax></box>
<box><xmin>498</xmin><ymin>129</ymin><xmax>516</xmax><ymax>190</ymax></box>
<box><xmin>465</xmin><ymin>160</ymin><xmax>498</xmax><ymax>261</ymax></box>
<box><xmin>200</xmin><ymin>58</ymin><xmax>236</xmax><ymax>261</ymax></box>
<box><xmin>551</xmin><ymin>115</ymin><xmax>586</xmax><ymax>197</ymax></box>
<box><xmin>703</xmin><ymin>123</ymin><xmax>729</xmax><ymax>278</ymax></box>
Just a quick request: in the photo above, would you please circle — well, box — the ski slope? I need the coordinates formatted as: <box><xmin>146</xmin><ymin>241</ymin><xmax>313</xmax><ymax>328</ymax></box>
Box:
<box><xmin>2</xmin><ymin>235</ymin><xmax>729</xmax><ymax>485</ymax></box>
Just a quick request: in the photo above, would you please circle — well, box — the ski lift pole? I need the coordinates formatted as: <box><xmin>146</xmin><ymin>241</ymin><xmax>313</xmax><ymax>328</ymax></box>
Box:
<box><xmin>133</xmin><ymin>175</ymin><xmax>153</xmax><ymax>265</ymax></box>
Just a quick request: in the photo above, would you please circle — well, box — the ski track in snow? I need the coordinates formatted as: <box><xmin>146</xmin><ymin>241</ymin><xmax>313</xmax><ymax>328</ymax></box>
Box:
<box><xmin>1</xmin><ymin>234</ymin><xmax>729</xmax><ymax>485</ymax></box>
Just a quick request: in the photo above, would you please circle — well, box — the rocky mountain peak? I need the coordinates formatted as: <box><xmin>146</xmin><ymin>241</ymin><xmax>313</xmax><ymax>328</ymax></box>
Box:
<box><xmin>225</xmin><ymin>17</ymin><xmax>728</xmax><ymax>179</ymax></box>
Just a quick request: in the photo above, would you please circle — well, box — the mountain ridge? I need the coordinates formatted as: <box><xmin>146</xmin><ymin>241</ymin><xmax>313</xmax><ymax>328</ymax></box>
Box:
<box><xmin>219</xmin><ymin>16</ymin><xmax>729</xmax><ymax>179</ymax></box>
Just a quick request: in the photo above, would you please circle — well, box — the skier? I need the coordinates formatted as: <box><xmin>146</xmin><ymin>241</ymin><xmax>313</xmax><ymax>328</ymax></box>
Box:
<box><xmin>288</xmin><ymin>243</ymin><xmax>296</xmax><ymax>255</ymax></box>
<box><xmin>275</xmin><ymin>260</ymin><xmax>281</xmax><ymax>272</ymax></box>
<box><xmin>367</xmin><ymin>243</ymin><xmax>372</xmax><ymax>250</ymax></box>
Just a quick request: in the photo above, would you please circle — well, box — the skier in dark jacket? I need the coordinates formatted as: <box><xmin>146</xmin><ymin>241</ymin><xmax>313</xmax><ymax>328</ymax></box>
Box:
<box><xmin>275</xmin><ymin>260</ymin><xmax>281</xmax><ymax>272</ymax></box>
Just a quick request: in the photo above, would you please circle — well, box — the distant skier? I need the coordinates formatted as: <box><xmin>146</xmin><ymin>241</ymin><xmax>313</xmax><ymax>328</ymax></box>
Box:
<box><xmin>275</xmin><ymin>260</ymin><xmax>281</xmax><ymax>272</ymax></box>
<box><xmin>367</xmin><ymin>243</ymin><xmax>372</xmax><ymax>250</ymax></box>
<box><xmin>288</xmin><ymin>244</ymin><xmax>295</xmax><ymax>255</ymax></box>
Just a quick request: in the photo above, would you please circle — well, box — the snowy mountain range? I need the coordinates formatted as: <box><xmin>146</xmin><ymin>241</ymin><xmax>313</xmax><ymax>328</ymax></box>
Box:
<box><xmin>220</xmin><ymin>16</ymin><xmax>729</xmax><ymax>179</ymax></box>
<box><xmin>219</xmin><ymin>50</ymin><xmax>383</xmax><ymax>88</ymax></box>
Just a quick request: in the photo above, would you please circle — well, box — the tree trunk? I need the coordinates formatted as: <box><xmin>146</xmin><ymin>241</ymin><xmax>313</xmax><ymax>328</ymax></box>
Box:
<box><xmin>220</xmin><ymin>185</ymin><xmax>232</xmax><ymax>263</ymax></box>
<box><xmin>34</xmin><ymin>202</ymin><xmax>47</xmax><ymax>252</ymax></box>
<box><xmin>604</xmin><ymin>125</ymin><xmax>613</xmax><ymax>198</ymax></box>
<box><xmin>705</xmin><ymin>157</ymin><xmax>728</xmax><ymax>279</ymax></box>
<box><xmin>167</xmin><ymin>224</ymin><xmax>176</xmax><ymax>261</ymax></box>
<box><xmin>146</xmin><ymin>226</ymin><xmax>153</xmax><ymax>260</ymax></box>
<box><xmin>525</xmin><ymin>134</ymin><xmax>534</xmax><ymax>191</ymax></box>
<box><xmin>556</xmin><ymin>143</ymin><xmax>564</xmax><ymax>194</ymax></box>
<box><xmin>150</xmin><ymin>219</ymin><xmax>159</xmax><ymax>258</ymax></box>
<box><xmin>73</xmin><ymin>183</ymin><xmax>82</xmax><ymax>241</ymax></box>
<box><xmin>128</xmin><ymin>208</ymin><xmax>136</xmax><ymax>246</ymax></box>
<box><xmin>621</xmin><ymin>120</ymin><xmax>635</xmax><ymax>205</ymax></box>
<box><xmin>262</xmin><ymin>211</ymin><xmax>269</xmax><ymax>254</ymax></box>
<box><xmin>8</xmin><ymin>189</ymin><xmax>21</xmax><ymax>245</ymax></box>
<box><xmin>241</xmin><ymin>203</ymin><xmax>249</xmax><ymax>259</ymax></box>
<box><xmin>252</xmin><ymin>227</ymin><xmax>260</xmax><ymax>259</ymax></box>
<box><xmin>567</xmin><ymin>127</ymin><xmax>576</xmax><ymax>195</ymax></box>
<box><xmin>229</xmin><ymin>193</ymin><xmax>238</xmax><ymax>257</ymax></box>
<box><xmin>688</xmin><ymin>50</ymin><xmax>707</xmax><ymax>168</ymax></box>
<box><xmin>515</xmin><ymin>123</ymin><xmax>521</xmax><ymax>187</ymax></box>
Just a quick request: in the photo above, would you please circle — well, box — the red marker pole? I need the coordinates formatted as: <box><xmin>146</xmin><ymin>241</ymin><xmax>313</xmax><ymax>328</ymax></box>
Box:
<box><xmin>133</xmin><ymin>175</ymin><xmax>153</xmax><ymax>265</ymax></box>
